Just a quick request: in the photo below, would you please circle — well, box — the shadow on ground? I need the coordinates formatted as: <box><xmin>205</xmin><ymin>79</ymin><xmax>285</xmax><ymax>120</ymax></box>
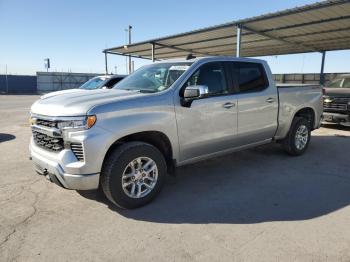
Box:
<box><xmin>0</xmin><ymin>133</ymin><xmax>16</xmax><ymax>143</ymax></box>
<box><xmin>78</xmin><ymin>135</ymin><xmax>350</xmax><ymax>224</ymax></box>
<box><xmin>321</xmin><ymin>123</ymin><xmax>350</xmax><ymax>131</ymax></box>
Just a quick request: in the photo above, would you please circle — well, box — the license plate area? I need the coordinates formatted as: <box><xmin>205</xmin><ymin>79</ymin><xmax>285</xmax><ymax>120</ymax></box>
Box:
<box><xmin>323</xmin><ymin>115</ymin><xmax>333</xmax><ymax>122</ymax></box>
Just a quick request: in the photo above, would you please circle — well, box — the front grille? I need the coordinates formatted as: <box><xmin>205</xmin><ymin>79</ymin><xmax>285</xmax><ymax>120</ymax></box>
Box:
<box><xmin>323</xmin><ymin>102</ymin><xmax>347</xmax><ymax>111</ymax></box>
<box><xmin>32</xmin><ymin>131</ymin><xmax>64</xmax><ymax>152</ymax></box>
<box><xmin>323</xmin><ymin>96</ymin><xmax>349</xmax><ymax>112</ymax></box>
<box><xmin>70</xmin><ymin>143</ymin><xmax>84</xmax><ymax>161</ymax></box>
<box><xmin>332</xmin><ymin>97</ymin><xmax>350</xmax><ymax>103</ymax></box>
<box><xmin>36</xmin><ymin>119</ymin><xmax>58</xmax><ymax>128</ymax></box>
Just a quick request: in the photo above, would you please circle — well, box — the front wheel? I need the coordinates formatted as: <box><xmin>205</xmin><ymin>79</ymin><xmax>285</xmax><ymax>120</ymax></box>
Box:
<box><xmin>101</xmin><ymin>142</ymin><xmax>167</xmax><ymax>209</ymax></box>
<box><xmin>281</xmin><ymin>117</ymin><xmax>311</xmax><ymax>156</ymax></box>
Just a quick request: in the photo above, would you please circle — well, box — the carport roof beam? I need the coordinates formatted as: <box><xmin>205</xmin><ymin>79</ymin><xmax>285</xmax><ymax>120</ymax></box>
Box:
<box><xmin>103</xmin><ymin>0</ymin><xmax>350</xmax><ymax>59</ymax></box>
<box><xmin>240</xmin><ymin>25</ymin><xmax>322</xmax><ymax>54</ymax></box>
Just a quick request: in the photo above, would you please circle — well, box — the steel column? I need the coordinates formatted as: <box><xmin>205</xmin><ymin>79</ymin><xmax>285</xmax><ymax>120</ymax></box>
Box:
<box><xmin>151</xmin><ymin>42</ymin><xmax>155</xmax><ymax>62</ymax></box>
<box><xmin>320</xmin><ymin>51</ymin><xmax>326</xmax><ymax>86</ymax></box>
<box><xmin>104</xmin><ymin>52</ymin><xmax>108</xmax><ymax>75</ymax></box>
<box><xmin>128</xmin><ymin>25</ymin><xmax>132</xmax><ymax>74</ymax></box>
<box><xmin>236</xmin><ymin>24</ymin><xmax>242</xmax><ymax>57</ymax></box>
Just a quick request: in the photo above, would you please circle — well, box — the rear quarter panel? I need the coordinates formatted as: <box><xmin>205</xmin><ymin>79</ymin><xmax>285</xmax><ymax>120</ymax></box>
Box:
<box><xmin>275</xmin><ymin>85</ymin><xmax>323</xmax><ymax>139</ymax></box>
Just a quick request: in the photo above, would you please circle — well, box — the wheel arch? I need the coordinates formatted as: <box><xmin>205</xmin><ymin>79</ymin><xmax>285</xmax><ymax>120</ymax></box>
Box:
<box><xmin>293</xmin><ymin>107</ymin><xmax>316</xmax><ymax>130</ymax></box>
<box><xmin>103</xmin><ymin>131</ymin><xmax>175</xmax><ymax>174</ymax></box>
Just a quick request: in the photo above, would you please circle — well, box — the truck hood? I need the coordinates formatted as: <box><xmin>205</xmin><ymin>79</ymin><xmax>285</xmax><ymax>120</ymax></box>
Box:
<box><xmin>324</xmin><ymin>88</ymin><xmax>350</xmax><ymax>97</ymax></box>
<box><xmin>40</xmin><ymin>89</ymin><xmax>82</xmax><ymax>99</ymax></box>
<box><xmin>31</xmin><ymin>89</ymin><xmax>142</xmax><ymax>116</ymax></box>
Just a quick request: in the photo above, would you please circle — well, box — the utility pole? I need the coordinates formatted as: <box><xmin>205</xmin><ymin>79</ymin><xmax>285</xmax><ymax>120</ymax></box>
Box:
<box><xmin>128</xmin><ymin>25</ymin><xmax>132</xmax><ymax>74</ymax></box>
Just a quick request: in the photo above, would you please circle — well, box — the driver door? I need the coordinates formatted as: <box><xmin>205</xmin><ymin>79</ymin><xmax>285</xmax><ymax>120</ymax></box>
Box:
<box><xmin>175</xmin><ymin>62</ymin><xmax>238</xmax><ymax>163</ymax></box>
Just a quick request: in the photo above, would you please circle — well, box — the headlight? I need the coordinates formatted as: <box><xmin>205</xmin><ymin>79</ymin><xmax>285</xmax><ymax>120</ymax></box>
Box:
<box><xmin>57</xmin><ymin>115</ymin><xmax>96</xmax><ymax>131</ymax></box>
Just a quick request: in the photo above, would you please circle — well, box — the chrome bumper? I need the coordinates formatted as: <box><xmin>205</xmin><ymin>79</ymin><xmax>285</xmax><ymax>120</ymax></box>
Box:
<box><xmin>31</xmin><ymin>148</ymin><xmax>99</xmax><ymax>190</ymax></box>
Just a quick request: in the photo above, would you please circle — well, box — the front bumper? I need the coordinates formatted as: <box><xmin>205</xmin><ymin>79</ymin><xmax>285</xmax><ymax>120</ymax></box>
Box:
<box><xmin>323</xmin><ymin>112</ymin><xmax>350</xmax><ymax>125</ymax></box>
<box><xmin>29</xmin><ymin>123</ymin><xmax>113</xmax><ymax>190</ymax></box>
<box><xmin>31</xmin><ymin>147</ymin><xmax>100</xmax><ymax>190</ymax></box>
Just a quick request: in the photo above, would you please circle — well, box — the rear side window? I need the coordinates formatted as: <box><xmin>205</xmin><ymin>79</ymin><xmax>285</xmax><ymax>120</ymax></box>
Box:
<box><xmin>234</xmin><ymin>62</ymin><xmax>268</xmax><ymax>93</ymax></box>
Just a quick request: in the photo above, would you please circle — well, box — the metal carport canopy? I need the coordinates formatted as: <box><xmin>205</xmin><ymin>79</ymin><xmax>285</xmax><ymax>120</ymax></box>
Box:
<box><xmin>103</xmin><ymin>0</ymin><xmax>350</xmax><ymax>61</ymax></box>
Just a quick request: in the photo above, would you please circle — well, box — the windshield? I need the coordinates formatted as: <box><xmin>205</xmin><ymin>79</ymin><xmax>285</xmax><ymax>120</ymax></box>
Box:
<box><xmin>327</xmin><ymin>77</ymin><xmax>350</xmax><ymax>88</ymax></box>
<box><xmin>114</xmin><ymin>62</ymin><xmax>192</xmax><ymax>93</ymax></box>
<box><xmin>343</xmin><ymin>78</ymin><xmax>350</xmax><ymax>88</ymax></box>
<box><xmin>328</xmin><ymin>78</ymin><xmax>343</xmax><ymax>88</ymax></box>
<box><xmin>80</xmin><ymin>77</ymin><xmax>105</xmax><ymax>90</ymax></box>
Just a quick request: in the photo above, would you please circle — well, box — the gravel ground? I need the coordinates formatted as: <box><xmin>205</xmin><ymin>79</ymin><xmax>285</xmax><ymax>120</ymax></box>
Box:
<box><xmin>1</xmin><ymin>95</ymin><xmax>350</xmax><ymax>262</ymax></box>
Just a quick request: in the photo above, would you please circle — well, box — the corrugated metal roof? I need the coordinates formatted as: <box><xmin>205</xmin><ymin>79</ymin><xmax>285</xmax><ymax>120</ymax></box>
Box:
<box><xmin>104</xmin><ymin>0</ymin><xmax>350</xmax><ymax>60</ymax></box>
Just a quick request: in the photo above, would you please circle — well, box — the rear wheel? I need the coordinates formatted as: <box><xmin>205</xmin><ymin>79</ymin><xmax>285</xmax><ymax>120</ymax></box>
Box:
<box><xmin>281</xmin><ymin>117</ymin><xmax>311</xmax><ymax>156</ymax></box>
<box><xmin>101</xmin><ymin>142</ymin><xmax>166</xmax><ymax>209</ymax></box>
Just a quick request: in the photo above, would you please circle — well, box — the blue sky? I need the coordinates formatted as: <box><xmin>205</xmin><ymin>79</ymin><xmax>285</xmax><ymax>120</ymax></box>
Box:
<box><xmin>1</xmin><ymin>0</ymin><xmax>349</xmax><ymax>75</ymax></box>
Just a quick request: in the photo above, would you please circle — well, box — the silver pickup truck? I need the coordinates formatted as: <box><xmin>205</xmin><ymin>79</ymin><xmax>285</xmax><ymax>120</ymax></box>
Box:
<box><xmin>29</xmin><ymin>57</ymin><xmax>323</xmax><ymax>209</ymax></box>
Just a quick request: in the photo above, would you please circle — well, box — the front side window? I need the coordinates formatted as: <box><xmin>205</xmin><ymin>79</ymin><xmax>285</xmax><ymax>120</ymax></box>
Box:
<box><xmin>234</xmin><ymin>62</ymin><xmax>268</xmax><ymax>93</ymax></box>
<box><xmin>114</xmin><ymin>63</ymin><xmax>191</xmax><ymax>93</ymax></box>
<box><xmin>183</xmin><ymin>62</ymin><xmax>228</xmax><ymax>96</ymax></box>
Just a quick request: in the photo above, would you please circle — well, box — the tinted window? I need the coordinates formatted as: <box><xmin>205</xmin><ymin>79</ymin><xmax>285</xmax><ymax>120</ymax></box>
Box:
<box><xmin>105</xmin><ymin>77</ymin><xmax>124</xmax><ymax>88</ymax></box>
<box><xmin>234</xmin><ymin>62</ymin><xmax>267</xmax><ymax>93</ymax></box>
<box><xmin>184</xmin><ymin>62</ymin><xmax>228</xmax><ymax>96</ymax></box>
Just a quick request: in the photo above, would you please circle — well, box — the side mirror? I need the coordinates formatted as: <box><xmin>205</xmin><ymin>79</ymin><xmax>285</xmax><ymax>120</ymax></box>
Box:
<box><xmin>182</xmin><ymin>85</ymin><xmax>209</xmax><ymax>107</ymax></box>
<box><xmin>101</xmin><ymin>86</ymin><xmax>108</xmax><ymax>89</ymax></box>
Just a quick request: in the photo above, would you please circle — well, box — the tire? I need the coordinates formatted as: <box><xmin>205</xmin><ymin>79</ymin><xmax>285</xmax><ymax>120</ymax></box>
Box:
<box><xmin>281</xmin><ymin>117</ymin><xmax>311</xmax><ymax>156</ymax></box>
<box><xmin>101</xmin><ymin>142</ymin><xmax>167</xmax><ymax>209</ymax></box>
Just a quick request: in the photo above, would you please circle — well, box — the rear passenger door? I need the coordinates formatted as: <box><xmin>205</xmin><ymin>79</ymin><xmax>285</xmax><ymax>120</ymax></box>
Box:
<box><xmin>231</xmin><ymin>62</ymin><xmax>278</xmax><ymax>145</ymax></box>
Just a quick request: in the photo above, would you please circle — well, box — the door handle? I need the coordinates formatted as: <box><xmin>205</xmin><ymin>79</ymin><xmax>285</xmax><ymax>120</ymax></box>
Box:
<box><xmin>266</xmin><ymin>97</ymin><xmax>275</xmax><ymax>103</ymax></box>
<box><xmin>223</xmin><ymin>102</ymin><xmax>235</xmax><ymax>109</ymax></box>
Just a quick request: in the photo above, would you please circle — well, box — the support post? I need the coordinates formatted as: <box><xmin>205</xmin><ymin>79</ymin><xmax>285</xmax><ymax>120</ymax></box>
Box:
<box><xmin>104</xmin><ymin>52</ymin><xmax>108</xmax><ymax>75</ymax></box>
<box><xmin>151</xmin><ymin>42</ymin><xmax>155</xmax><ymax>62</ymax></box>
<box><xmin>320</xmin><ymin>51</ymin><xmax>326</xmax><ymax>86</ymax></box>
<box><xmin>128</xmin><ymin>25</ymin><xmax>132</xmax><ymax>74</ymax></box>
<box><xmin>236</xmin><ymin>24</ymin><xmax>242</xmax><ymax>57</ymax></box>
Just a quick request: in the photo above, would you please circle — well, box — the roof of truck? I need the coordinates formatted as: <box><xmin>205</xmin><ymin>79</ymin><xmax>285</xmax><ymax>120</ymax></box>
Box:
<box><xmin>153</xmin><ymin>56</ymin><xmax>266</xmax><ymax>64</ymax></box>
<box><xmin>104</xmin><ymin>0</ymin><xmax>350</xmax><ymax>60</ymax></box>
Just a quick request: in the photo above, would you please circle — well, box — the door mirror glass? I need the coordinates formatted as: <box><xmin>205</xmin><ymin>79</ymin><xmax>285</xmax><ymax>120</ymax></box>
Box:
<box><xmin>183</xmin><ymin>85</ymin><xmax>209</xmax><ymax>99</ymax></box>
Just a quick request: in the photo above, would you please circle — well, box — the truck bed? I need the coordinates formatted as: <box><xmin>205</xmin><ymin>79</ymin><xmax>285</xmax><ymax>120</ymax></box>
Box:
<box><xmin>274</xmin><ymin>84</ymin><xmax>323</xmax><ymax>139</ymax></box>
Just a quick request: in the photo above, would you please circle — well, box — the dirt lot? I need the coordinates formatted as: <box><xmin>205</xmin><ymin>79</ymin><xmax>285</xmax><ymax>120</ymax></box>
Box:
<box><xmin>1</xmin><ymin>95</ymin><xmax>350</xmax><ymax>262</ymax></box>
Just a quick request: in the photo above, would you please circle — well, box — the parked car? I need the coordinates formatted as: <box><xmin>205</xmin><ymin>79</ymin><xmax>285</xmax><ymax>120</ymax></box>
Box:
<box><xmin>40</xmin><ymin>74</ymin><xmax>126</xmax><ymax>99</ymax></box>
<box><xmin>323</xmin><ymin>74</ymin><xmax>350</xmax><ymax>126</ymax></box>
<box><xmin>79</xmin><ymin>75</ymin><xmax>126</xmax><ymax>90</ymax></box>
<box><xmin>29</xmin><ymin>57</ymin><xmax>323</xmax><ymax>209</ymax></box>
